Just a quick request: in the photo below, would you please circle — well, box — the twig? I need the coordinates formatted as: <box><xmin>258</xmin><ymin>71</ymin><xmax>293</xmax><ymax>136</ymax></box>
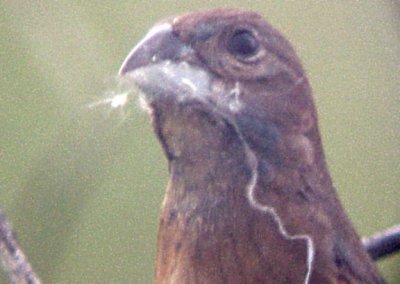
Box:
<box><xmin>0</xmin><ymin>211</ymin><xmax>41</xmax><ymax>284</ymax></box>
<box><xmin>363</xmin><ymin>224</ymin><xmax>400</xmax><ymax>261</ymax></box>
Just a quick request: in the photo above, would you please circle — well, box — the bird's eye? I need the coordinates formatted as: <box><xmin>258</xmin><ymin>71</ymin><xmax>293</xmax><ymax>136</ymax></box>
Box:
<box><xmin>227</xmin><ymin>30</ymin><xmax>259</xmax><ymax>57</ymax></box>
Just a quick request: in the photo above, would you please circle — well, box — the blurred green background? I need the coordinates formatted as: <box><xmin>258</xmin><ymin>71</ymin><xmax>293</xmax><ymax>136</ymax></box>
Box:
<box><xmin>0</xmin><ymin>1</ymin><xmax>399</xmax><ymax>283</ymax></box>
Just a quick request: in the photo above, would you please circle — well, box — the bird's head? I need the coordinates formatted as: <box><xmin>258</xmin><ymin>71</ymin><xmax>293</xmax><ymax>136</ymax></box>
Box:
<box><xmin>119</xmin><ymin>9</ymin><xmax>321</xmax><ymax>172</ymax></box>
<box><xmin>118</xmin><ymin>11</ymin><xmax>385</xmax><ymax>284</ymax></box>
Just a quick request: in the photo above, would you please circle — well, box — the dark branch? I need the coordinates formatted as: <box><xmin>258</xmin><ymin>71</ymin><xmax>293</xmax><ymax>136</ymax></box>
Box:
<box><xmin>363</xmin><ymin>224</ymin><xmax>400</xmax><ymax>261</ymax></box>
<box><xmin>0</xmin><ymin>211</ymin><xmax>41</xmax><ymax>284</ymax></box>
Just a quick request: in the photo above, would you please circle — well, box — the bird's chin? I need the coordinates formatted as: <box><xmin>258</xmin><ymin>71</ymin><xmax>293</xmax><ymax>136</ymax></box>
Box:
<box><xmin>123</xmin><ymin>60</ymin><xmax>213</xmax><ymax>107</ymax></box>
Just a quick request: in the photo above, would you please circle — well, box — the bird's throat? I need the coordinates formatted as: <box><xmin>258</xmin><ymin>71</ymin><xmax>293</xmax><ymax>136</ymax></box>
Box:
<box><xmin>153</xmin><ymin>108</ymin><xmax>312</xmax><ymax>284</ymax></box>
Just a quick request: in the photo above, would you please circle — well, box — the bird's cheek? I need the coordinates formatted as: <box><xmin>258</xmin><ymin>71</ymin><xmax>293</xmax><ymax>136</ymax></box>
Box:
<box><xmin>235</xmin><ymin>112</ymin><xmax>281</xmax><ymax>155</ymax></box>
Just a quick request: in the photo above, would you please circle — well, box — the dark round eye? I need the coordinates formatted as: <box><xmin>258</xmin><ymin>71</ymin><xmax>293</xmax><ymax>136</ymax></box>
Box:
<box><xmin>227</xmin><ymin>30</ymin><xmax>259</xmax><ymax>57</ymax></box>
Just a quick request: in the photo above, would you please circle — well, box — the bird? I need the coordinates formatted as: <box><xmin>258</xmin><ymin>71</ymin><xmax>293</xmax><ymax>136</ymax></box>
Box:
<box><xmin>119</xmin><ymin>9</ymin><xmax>384</xmax><ymax>284</ymax></box>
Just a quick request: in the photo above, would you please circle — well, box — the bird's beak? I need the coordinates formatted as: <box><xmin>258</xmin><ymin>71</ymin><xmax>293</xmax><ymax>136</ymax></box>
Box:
<box><xmin>118</xmin><ymin>22</ymin><xmax>211</xmax><ymax>106</ymax></box>
<box><xmin>119</xmin><ymin>23</ymin><xmax>190</xmax><ymax>75</ymax></box>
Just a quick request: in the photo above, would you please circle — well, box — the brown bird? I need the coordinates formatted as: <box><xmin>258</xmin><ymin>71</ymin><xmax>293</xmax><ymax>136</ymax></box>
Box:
<box><xmin>119</xmin><ymin>9</ymin><xmax>384</xmax><ymax>284</ymax></box>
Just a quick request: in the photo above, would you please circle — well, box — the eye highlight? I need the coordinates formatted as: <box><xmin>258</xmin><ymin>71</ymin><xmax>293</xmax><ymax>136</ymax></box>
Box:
<box><xmin>227</xmin><ymin>29</ymin><xmax>259</xmax><ymax>57</ymax></box>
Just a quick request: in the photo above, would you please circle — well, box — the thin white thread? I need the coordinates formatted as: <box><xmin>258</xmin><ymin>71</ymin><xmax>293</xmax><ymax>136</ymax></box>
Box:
<box><xmin>230</xmin><ymin>75</ymin><xmax>314</xmax><ymax>283</ymax></box>
<box><xmin>185</xmin><ymin>85</ymin><xmax>315</xmax><ymax>282</ymax></box>
<box><xmin>227</xmin><ymin>82</ymin><xmax>243</xmax><ymax>112</ymax></box>
<box><xmin>87</xmin><ymin>92</ymin><xmax>130</xmax><ymax>110</ymax></box>
<box><xmin>230</xmin><ymin>118</ymin><xmax>314</xmax><ymax>284</ymax></box>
